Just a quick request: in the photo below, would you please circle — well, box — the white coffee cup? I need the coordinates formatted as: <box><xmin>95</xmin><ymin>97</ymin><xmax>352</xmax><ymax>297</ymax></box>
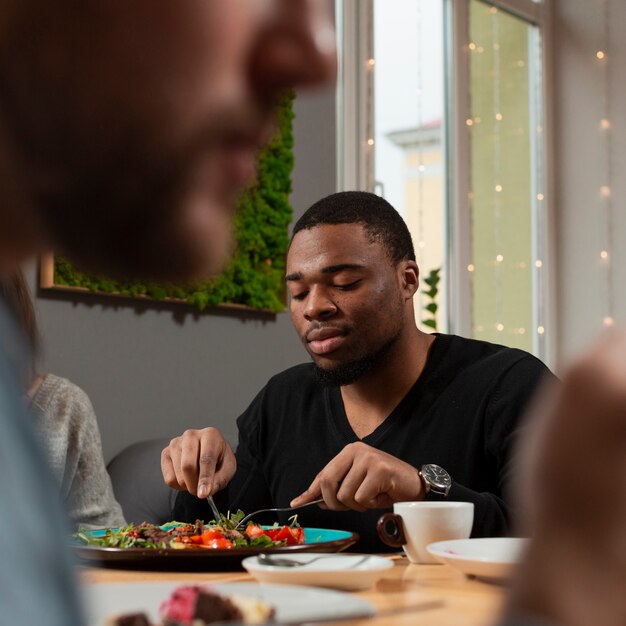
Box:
<box><xmin>377</xmin><ymin>501</ymin><xmax>474</xmax><ymax>564</ymax></box>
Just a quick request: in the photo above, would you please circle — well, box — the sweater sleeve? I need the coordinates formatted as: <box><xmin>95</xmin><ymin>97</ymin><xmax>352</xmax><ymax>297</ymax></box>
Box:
<box><xmin>65</xmin><ymin>387</ymin><xmax>127</xmax><ymax>529</ymax></box>
<box><xmin>32</xmin><ymin>376</ymin><xmax>126</xmax><ymax>530</ymax></box>
<box><xmin>446</xmin><ymin>355</ymin><xmax>554</xmax><ymax>537</ymax></box>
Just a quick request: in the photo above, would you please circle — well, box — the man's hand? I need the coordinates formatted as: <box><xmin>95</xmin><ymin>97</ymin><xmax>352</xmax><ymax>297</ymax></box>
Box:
<box><xmin>161</xmin><ymin>427</ymin><xmax>236</xmax><ymax>499</ymax></box>
<box><xmin>505</xmin><ymin>331</ymin><xmax>626</xmax><ymax>626</ymax></box>
<box><xmin>290</xmin><ymin>442</ymin><xmax>424</xmax><ymax>511</ymax></box>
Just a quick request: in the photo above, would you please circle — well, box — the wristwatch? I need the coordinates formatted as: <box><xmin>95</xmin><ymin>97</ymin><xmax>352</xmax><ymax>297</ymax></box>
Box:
<box><xmin>419</xmin><ymin>464</ymin><xmax>452</xmax><ymax>497</ymax></box>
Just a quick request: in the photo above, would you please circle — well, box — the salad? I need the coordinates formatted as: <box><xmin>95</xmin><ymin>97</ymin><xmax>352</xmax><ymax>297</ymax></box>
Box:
<box><xmin>74</xmin><ymin>510</ymin><xmax>305</xmax><ymax>550</ymax></box>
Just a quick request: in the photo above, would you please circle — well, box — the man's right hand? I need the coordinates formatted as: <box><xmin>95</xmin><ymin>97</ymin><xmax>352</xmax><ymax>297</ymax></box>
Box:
<box><xmin>161</xmin><ymin>427</ymin><xmax>236</xmax><ymax>499</ymax></box>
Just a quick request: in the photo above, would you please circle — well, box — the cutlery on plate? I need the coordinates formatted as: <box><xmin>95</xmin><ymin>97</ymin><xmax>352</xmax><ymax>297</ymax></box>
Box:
<box><xmin>234</xmin><ymin>498</ymin><xmax>325</xmax><ymax>529</ymax></box>
<box><xmin>257</xmin><ymin>553</ymin><xmax>371</xmax><ymax>568</ymax></box>
<box><xmin>206</xmin><ymin>495</ymin><xmax>221</xmax><ymax>522</ymax></box>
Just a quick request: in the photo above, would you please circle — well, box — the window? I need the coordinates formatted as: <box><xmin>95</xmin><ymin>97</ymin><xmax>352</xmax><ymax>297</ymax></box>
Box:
<box><xmin>337</xmin><ymin>0</ymin><xmax>551</xmax><ymax>361</ymax></box>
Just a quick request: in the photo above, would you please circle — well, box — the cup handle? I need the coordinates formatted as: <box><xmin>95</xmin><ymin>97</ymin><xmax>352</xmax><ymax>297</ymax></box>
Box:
<box><xmin>376</xmin><ymin>512</ymin><xmax>406</xmax><ymax>548</ymax></box>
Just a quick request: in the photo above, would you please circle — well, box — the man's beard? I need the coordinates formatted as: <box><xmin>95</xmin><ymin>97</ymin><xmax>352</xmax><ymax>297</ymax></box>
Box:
<box><xmin>313</xmin><ymin>327</ymin><xmax>403</xmax><ymax>387</ymax></box>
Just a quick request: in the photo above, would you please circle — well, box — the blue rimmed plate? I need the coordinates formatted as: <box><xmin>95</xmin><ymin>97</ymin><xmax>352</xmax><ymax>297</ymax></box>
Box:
<box><xmin>72</xmin><ymin>527</ymin><xmax>359</xmax><ymax>571</ymax></box>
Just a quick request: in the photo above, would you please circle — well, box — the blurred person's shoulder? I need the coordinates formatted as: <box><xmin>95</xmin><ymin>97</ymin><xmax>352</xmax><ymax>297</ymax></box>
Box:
<box><xmin>30</xmin><ymin>373</ymin><xmax>93</xmax><ymax>413</ymax></box>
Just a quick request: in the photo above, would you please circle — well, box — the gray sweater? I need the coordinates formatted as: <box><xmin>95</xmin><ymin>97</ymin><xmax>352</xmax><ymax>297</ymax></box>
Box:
<box><xmin>30</xmin><ymin>374</ymin><xmax>126</xmax><ymax>530</ymax></box>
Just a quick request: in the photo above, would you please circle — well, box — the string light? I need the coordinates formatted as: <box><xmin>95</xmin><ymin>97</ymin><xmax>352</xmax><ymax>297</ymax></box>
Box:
<box><xmin>491</xmin><ymin>6</ymin><xmax>504</xmax><ymax>342</ymax></box>
<box><xmin>598</xmin><ymin>0</ymin><xmax>614</xmax><ymax>329</ymax></box>
<box><xmin>364</xmin><ymin>4</ymin><xmax>374</xmax><ymax>193</ymax></box>
<box><xmin>467</xmin><ymin>3</ymin><xmax>546</xmax><ymax>353</ymax></box>
<box><xmin>415</xmin><ymin>0</ymin><xmax>426</xmax><ymax>283</ymax></box>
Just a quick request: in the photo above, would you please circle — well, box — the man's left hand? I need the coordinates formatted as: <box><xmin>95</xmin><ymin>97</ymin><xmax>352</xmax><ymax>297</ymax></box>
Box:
<box><xmin>290</xmin><ymin>442</ymin><xmax>424</xmax><ymax>511</ymax></box>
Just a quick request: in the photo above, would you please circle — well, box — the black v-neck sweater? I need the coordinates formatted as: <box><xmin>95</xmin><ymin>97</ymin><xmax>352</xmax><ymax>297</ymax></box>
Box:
<box><xmin>174</xmin><ymin>334</ymin><xmax>553</xmax><ymax>552</ymax></box>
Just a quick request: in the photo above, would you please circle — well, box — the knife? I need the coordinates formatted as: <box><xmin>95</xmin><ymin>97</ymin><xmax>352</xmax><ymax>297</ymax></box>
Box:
<box><xmin>206</xmin><ymin>495</ymin><xmax>221</xmax><ymax>522</ymax></box>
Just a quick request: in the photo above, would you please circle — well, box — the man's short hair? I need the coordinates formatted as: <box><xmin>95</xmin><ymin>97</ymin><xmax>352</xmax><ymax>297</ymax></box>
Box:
<box><xmin>292</xmin><ymin>191</ymin><xmax>416</xmax><ymax>264</ymax></box>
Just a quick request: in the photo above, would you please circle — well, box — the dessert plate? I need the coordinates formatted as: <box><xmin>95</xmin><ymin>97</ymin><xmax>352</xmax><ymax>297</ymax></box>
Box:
<box><xmin>83</xmin><ymin>581</ymin><xmax>376</xmax><ymax>626</ymax></box>
<box><xmin>243</xmin><ymin>553</ymin><xmax>394</xmax><ymax>590</ymax></box>
<box><xmin>426</xmin><ymin>537</ymin><xmax>528</xmax><ymax>583</ymax></box>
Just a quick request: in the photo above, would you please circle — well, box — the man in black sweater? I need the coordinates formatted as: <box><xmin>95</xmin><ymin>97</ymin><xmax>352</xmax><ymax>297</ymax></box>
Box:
<box><xmin>162</xmin><ymin>191</ymin><xmax>553</xmax><ymax>551</ymax></box>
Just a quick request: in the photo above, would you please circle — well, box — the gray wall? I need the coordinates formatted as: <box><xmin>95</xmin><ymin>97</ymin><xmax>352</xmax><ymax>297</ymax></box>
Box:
<box><xmin>25</xmin><ymin>86</ymin><xmax>337</xmax><ymax>462</ymax></box>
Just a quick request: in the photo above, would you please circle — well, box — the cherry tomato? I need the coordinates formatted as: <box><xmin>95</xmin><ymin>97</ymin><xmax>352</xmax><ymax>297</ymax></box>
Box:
<box><xmin>262</xmin><ymin>525</ymin><xmax>304</xmax><ymax>546</ymax></box>
<box><xmin>206</xmin><ymin>537</ymin><xmax>234</xmax><ymax>549</ymax></box>
<box><xmin>245</xmin><ymin>524</ymin><xmax>266</xmax><ymax>539</ymax></box>
<box><xmin>290</xmin><ymin>527</ymin><xmax>305</xmax><ymax>545</ymax></box>
<box><xmin>201</xmin><ymin>529</ymin><xmax>225</xmax><ymax>545</ymax></box>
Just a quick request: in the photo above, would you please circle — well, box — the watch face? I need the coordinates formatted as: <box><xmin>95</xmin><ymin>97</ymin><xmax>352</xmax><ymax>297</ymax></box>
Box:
<box><xmin>422</xmin><ymin>464</ymin><xmax>452</xmax><ymax>490</ymax></box>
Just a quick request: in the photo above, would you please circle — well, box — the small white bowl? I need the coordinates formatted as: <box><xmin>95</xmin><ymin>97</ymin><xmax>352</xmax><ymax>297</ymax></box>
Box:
<box><xmin>242</xmin><ymin>553</ymin><xmax>394</xmax><ymax>591</ymax></box>
<box><xmin>426</xmin><ymin>537</ymin><xmax>528</xmax><ymax>583</ymax></box>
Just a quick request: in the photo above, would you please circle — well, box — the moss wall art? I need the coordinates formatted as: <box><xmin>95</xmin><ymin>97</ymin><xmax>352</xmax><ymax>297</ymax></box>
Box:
<box><xmin>49</xmin><ymin>93</ymin><xmax>295</xmax><ymax>314</ymax></box>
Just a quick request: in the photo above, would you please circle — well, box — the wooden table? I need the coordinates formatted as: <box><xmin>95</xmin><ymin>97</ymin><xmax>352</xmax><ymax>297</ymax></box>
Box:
<box><xmin>81</xmin><ymin>555</ymin><xmax>506</xmax><ymax>626</ymax></box>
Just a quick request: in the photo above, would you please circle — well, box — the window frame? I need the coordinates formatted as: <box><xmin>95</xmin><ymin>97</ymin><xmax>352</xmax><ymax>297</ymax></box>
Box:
<box><xmin>336</xmin><ymin>0</ymin><xmax>556</xmax><ymax>366</ymax></box>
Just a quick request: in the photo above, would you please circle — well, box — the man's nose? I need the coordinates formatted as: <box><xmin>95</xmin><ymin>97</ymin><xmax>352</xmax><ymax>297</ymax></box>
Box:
<box><xmin>253</xmin><ymin>0</ymin><xmax>337</xmax><ymax>91</ymax></box>
<box><xmin>304</xmin><ymin>286</ymin><xmax>337</xmax><ymax>320</ymax></box>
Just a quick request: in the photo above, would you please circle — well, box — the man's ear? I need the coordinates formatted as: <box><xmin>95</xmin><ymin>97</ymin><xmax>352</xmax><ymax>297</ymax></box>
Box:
<box><xmin>399</xmin><ymin>260</ymin><xmax>419</xmax><ymax>299</ymax></box>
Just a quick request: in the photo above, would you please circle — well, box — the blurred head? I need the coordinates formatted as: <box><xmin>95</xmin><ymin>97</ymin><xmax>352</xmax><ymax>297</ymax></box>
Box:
<box><xmin>0</xmin><ymin>0</ymin><xmax>336</xmax><ymax>281</ymax></box>
<box><xmin>286</xmin><ymin>192</ymin><xmax>419</xmax><ymax>386</ymax></box>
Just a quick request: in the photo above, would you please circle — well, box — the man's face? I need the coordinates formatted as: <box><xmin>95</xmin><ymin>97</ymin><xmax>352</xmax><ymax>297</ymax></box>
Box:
<box><xmin>1</xmin><ymin>0</ymin><xmax>335</xmax><ymax>280</ymax></box>
<box><xmin>286</xmin><ymin>224</ymin><xmax>408</xmax><ymax>386</ymax></box>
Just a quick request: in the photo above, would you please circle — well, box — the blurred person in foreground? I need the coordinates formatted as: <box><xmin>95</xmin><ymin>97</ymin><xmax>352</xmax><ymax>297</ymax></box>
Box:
<box><xmin>0</xmin><ymin>1</ymin><xmax>336</xmax><ymax>624</ymax></box>
<box><xmin>496</xmin><ymin>331</ymin><xmax>626</xmax><ymax>626</ymax></box>
<box><xmin>0</xmin><ymin>268</ymin><xmax>126</xmax><ymax>529</ymax></box>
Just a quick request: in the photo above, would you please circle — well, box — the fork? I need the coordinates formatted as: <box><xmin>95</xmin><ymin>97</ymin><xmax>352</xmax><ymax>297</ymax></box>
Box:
<box><xmin>234</xmin><ymin>498</ymin><xmax>324</xmax><ymax>529</ymax></box>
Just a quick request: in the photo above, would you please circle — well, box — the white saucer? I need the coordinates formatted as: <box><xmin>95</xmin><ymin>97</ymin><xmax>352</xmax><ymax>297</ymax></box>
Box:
<box><xmin>242</xmin><ymin>553</ymin><xmax>394</xmax><ymax>591</ymax></box>
<box><xmin>426</xmin><ymin>537</ymin><xmax>528</xmax><ymax>583</ymax></box>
